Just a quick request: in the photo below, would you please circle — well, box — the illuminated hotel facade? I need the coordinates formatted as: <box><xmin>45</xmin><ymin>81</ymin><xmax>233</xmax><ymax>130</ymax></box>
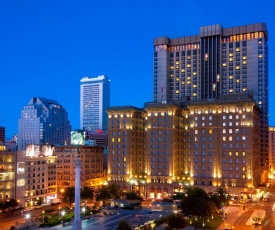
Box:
<box><xmin>107</xmin><ymin>94</ymin><xmax>262</xmax><ymax>199</ymax></box>
<box><xmin>268</xmin><ymin>127</ymin><xmax>275</xmax><ymax>174</ymax></box>
<box><xmin>153</xmin><ymin>23</ymin><xmax>268</xmax><ymax>172</ymax></box>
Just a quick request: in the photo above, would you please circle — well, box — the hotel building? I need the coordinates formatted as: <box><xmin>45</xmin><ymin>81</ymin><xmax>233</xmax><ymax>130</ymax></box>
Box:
<box><xmin>80</xmin><ymin>75</ymin><xmax>110</xmax><ymax>132</ymax></box>
<box><xmin>268</xmin><ymin>127</ymin><xmax>275</xmax><ymax>174</ymax></box>
<box><xmin>153</xmin><ymin>23</ymin><xmax>268</xmax><ymax>170</ymax></box>
<box><xmin>18</xmin><ymin>97</ymin><xmax>71</xmax><ymax>150</ymax></box>
<box><xmin>107</xmin><ymin>93</ymin><xmax>262</xmax><ymax>198</ymax></box>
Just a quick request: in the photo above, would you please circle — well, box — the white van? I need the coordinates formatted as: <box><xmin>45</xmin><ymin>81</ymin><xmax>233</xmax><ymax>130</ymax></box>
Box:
<box><xmin>252</xmin><ymin>210</ymin><xmax>266</xmax><ymax>225</ymax></box>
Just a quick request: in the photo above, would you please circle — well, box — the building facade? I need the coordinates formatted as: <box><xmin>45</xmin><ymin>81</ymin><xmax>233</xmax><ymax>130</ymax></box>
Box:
<box><xmin>18</xmin><ymin>97</ymin><xmax>71</xmax><ymax>150</ymax></box>
<box><xmin>0</xmin><ymin>126</ymin><xmax>5</xmax><ymax>143</ymax></box>
<box><xmin>0</xmin><ymin>144</ymin><xmax>16</xmax><ymax>201</ymax></box>
<box><xmin>268</xmin><ymin>127</ymin><xmax>275</xmax><ymax>175</ymax></box>
<box><xmin>107</xmin><ymin>94</ymin><xmax>262</xmax><ymax>199</ymax></box>
<box><xmin>153</xmin><ymin>23</ymin><xmax>268</xmax><ymax>170</ymax></box>
<box><xmin>80</xmin><ymin>75</ymin><xmax>110</xmax><ymax>132</ymax></box>
<box><xmin>16</xmin><ymin>145</ymin><xmax>58</xmax><ymax>208</ymax></box>
<box><xmin>55</xmin><ymin>145</ymin><xmax>105</xmax><ymax>194</ymax></box>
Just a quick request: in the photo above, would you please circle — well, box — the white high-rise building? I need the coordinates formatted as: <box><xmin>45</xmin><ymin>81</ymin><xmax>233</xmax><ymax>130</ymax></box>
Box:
<box><xmin>80</xmin><ymin>75</ymin><xmax>110</xmax><ymax>132</ymax></box>
<box><xmin>18</xmin><ymin>97</ymin><xmax>71</xmax><ymax>150</ymax></box>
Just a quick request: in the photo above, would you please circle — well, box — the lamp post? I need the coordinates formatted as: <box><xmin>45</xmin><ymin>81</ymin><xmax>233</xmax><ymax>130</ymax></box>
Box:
<box><xmin>59</xmin><ymin>206</ymin><xmax>61</xmax><ymax>217</ymax></box>
<box><xmin>42</xmin><ymin>211</ymin><xmax>45</xmax><ymax>224</ymax></box>
<box><xmin>73</xmin><ymin>146</ymin><xmax>82</xmax><ymax>230</ymax></box>
<box><xmin>25</xmin><ymin>213</ymin><xmax>30</xmax><ymax>230</ymax></box>
<box><xmin>82</xmin><ymin>207</ymin><xmax>86</xmax><ymax>219</ymax></box>
<box><xmin>61</xmin><ymin>210</ymin><xmax>65</xmax><ymax>226</ymax></box>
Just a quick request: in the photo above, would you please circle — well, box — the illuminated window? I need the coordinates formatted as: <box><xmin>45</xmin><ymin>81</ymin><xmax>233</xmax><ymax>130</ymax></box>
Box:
<box><xmin>229</xmin><ymin>136</ymin><xmax>233</xmax><ymax>141</ymax></box>
<box><xmin>209</xmin><ymin>130</ymin><xmax>212</xmax><ymax>134</ymax></box>
<box><xmin>118</xmin><ymin>138</ymin><xmax>120</xmax><ymax>142</ymax></box>
<box><xmin>181</xmin><ymin>69</ymin><xmax>185</xmax><ymax>72</ymax></box>
<box><xmin>236</xmin><ymin>66</ymin><xmax>240</xmax><ymax>70</ymax></box>
<box><xmin>229</xmin><ymin>53</ymin><xmax>233</xmax><ymax>57</ymax></box>
<box><xmin>205</xmin><ymin>54</ymin><xmax>208</xmax><ymax>61</ymax></box>
<box><xmin>222</xmin><ymin>63</ymin><xmax>227</xmax><ymax>67</ymax></box>
<box><xmin>229</xmin><ymin>152</ymin><xmax>232</xmax><ymax>156</ymax></box>
<box><xmin>242</xmin><ymin>151</ymin><xmax>245</xmax><ymax>156</ymax></box>
<box><xmin>223</xmin><ymin>137</ymin><xmax>226</xmax><ymax>141</ymax></box>
<box><xmin>242</xmin><ymin>167</ymin><xmax>245</xmax><ymax>171</ymax></box>
<box><xmin>242</xmin><ymin>61</ymin><xmax>247</xmax><ymax>65</ymax></box>
<box><xmin>112</xmin><ymin>138</ymin><xmax>115</xmax><ymax>142</ymax></box>
<box><xmin>258</xmin><ymin>55</ymin><xmax>262</xmax><ymax>58</ymax></box>
<box><xmin>223</xmin><ymin>129</ymin><xmax>226</xmax><ymax>134</ymax></box>
<box><xmin>242</xmin><ymin>175</ymin><xmax>246</xmax><ymax>179</ymax></box>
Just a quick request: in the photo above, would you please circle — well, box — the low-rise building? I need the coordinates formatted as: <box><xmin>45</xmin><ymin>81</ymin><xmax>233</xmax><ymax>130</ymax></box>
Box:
<box><xmin>16</xmin><ymin>144</ymin><xmax>57</xmax><ymax>207</ymax></box>
<box><xmin>55</xmin><ymin>145</ymin><xmax>105</xmax><ymax>195</ymax></box>
<box><xmin>0</xmin><ymin>144</ymin><xmax>16</xmax><ymax>201</ymax></box>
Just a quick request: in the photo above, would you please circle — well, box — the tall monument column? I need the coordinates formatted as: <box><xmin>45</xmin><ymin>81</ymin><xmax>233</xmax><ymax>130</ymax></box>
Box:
<box><xmin>73</xmin><ymin>150</ymin><xmax>82</xmax><ymax>230</ymax></box>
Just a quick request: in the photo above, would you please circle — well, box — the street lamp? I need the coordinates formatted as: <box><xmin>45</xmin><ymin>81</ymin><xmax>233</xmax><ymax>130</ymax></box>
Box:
<box><xmin>82</xmin><ymin>207</ymin><xmax>86</xmax><ymax>219</ymax></box>
<box><xmin>61</xmin><ymin>210</ymin><xmax>65</xmax><ymax>226</ymax></box>
<box><xmin>59</xmin><ymin>206</ymin><xmax>61</xmax><ymax>216</ymax></box>
<box><xmin>42</xmin><ymin>211</ymin><xmax>45</xmax><ymax>224</ymax></box>
<box><xmin>25</xmin><ymin>213</ymin><xmax>30</xmax><ymax>230</ymax></box>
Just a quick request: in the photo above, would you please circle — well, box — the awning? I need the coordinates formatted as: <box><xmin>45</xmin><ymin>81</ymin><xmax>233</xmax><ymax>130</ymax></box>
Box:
<box><xmin>164</xmin><ymin>188</ymin><xmax>168</xmax><ymax>193</ymax></box>
<box><xmin>157</xmin><ymin>188</ymin><xmax>161</xmax><ymax>193</ymax></box>
<box><xmin>150</xmin><ymin>188</ymin><xmax>155</xmax><ymax>193</ymax></box>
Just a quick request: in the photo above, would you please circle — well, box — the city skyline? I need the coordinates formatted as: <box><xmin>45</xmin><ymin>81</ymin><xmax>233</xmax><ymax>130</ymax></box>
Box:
<box><xmin>0</xmin><ymin>0</ymin><xmax>274</xmax><ymax>139</ymax></box>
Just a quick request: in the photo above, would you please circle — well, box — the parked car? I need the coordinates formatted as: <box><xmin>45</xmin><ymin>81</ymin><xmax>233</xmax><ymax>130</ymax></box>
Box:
<box><xmin>262</xmin><ymin>196</ymin><xmax>270</xmax><ymax>202</ymax></box>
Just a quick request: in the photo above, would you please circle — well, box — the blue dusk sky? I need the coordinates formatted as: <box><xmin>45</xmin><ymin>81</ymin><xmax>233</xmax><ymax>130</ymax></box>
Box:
<box><xmin>0</xmin><ymin>0</ymin><xmax>274</xmax><ymax>139</ymax></box>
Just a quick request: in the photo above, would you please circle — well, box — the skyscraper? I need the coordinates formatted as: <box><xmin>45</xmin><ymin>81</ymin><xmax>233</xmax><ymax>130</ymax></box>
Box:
<box><xmin>80</xmin><ymin>75</ymin><xmax>110</xmax><ymax>132</ymax></box>
<box><xmin>154</xmin><ymin>23</ymin><xmax>268</xmax><ymax>167</ymax></box>
<box><xmin>18</xmin><ymin>97</ymin><xmax>71</xmax><ymax>150</ymax></box>
<box><xmin>0</xmin><ymin>126</ymin><xmax>5</xmax><ymax>143</ymax></box>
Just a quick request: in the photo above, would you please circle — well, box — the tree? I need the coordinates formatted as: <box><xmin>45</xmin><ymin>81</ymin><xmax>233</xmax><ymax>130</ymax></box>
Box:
<box><xmin>63</xmin><ymin>186</ymin><xmax>75</xmax><ymax>207</ymax></box>
<box><xmin>125</xmin><ymin>192</ymin><xmax>142</xmax><ymax>200</ymax></box>
<box><xmin>97</xmin><ymin>186</ymin><xmax>111</xmax><ymax>205</ymax></box>
<box><xmin>108</xmin><ymin>183</ymin><xmax>122</xmax><ymax>199</ymax></box>
<box><xmin>181</xmin><ymin>187</ymin><xmax>217</xmax><ymax>217</ymax></box>
<box><xmin>211</xmin><ymin>187</ymin><xmax>231</xmax><ymax>209</ymax></box>
<box><xmin>168</xmin><ymin>214</ymin><xmax>187</xmax><ymax>230</ymax></box>
<box><xmin>81</xmin><ymin>186</ymin><xmax>93</xmax><ymax>206</ymax></box>
<box><xmin>116</xmin><ymin>221</ymin><xmax>132</xmax><ymax>230</ymax></box>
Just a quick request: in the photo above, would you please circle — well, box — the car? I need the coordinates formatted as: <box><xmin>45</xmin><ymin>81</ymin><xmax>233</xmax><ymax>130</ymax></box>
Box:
<box><xmin>262</xmin><ymin>196</ymin><xmax>270</xmax><ymax>202</ymax></box>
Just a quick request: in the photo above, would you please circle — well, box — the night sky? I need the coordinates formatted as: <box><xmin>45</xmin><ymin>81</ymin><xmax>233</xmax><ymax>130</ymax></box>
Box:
<box><xmin>0</xmin><ymin>0</ymin><xmax>274</xmax><ymax>139</ymax></box>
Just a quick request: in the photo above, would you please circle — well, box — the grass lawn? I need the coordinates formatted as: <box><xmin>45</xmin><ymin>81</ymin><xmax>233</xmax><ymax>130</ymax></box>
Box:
<box><xmin>187</xmin><ymin>214</ymin><xmax>223</xmax><ymax>230</ymax></box>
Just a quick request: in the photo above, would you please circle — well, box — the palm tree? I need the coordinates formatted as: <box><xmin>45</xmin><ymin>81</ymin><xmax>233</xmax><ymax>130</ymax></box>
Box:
<box><xmin>63</xmin><ymin>186</ymin><xmax>75</xmax><ymax>208</ymax></box>
<box><xmin>81</xmin><ymin>186</ymin><xmax>93</xmax><ymax>205</ymax></box>
<box><xmin>107</xmin><ymin>183</ymin><xmax>122</xmax><ymax>199</ymax></box>
<box><xmin>97</xmin><ymin>186</ymin><xmax>111</xmax><ymax>205</ymax></box>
